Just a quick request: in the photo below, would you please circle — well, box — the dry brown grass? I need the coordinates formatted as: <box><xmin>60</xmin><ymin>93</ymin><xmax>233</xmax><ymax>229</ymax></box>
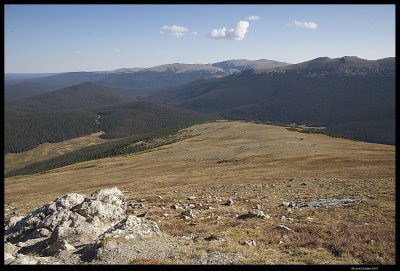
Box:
<box><xmin>4</xmin><ymin>131</ymin><xmax>111</xmax><ymax>174</ymax></box>
<box><xmin>4</xmin><ymin>121</ymin><xmax>395</xmax><ymax>264</ymax></box>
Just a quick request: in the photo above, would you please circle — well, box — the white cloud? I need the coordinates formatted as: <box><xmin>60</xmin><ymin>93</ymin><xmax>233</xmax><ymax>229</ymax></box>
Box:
<box><xmin>209</xmin><ymin>20</ymin><xmax>250</xmax><ymax>41</ymax></box>
<box><xmin>192</xmin><ymin>31</ymin><xmax>198</xmax><ymax>36</ymax></box>
<box><xmin>246</xmin><ymin>15</ymin><xmax>260</xmax><ymax>21</ymax></box>
<box><xmin>159</xmin><ymin>30</ymin><xmax>164</xmax><ymax>34</ymax></box>
<box><xmin>75</xmin><ymin>50</ymin><xmax>80</xmax><ymax>54</ymax></box>
<box><xmin>292</xmin><ymin>20</ymin><xmax>318</xmax><ymax>30</ymax></box>
<box><xmin>161</xmin><ymin>24</ymin><xmax>189</xmax><ymax>37</ymax></box>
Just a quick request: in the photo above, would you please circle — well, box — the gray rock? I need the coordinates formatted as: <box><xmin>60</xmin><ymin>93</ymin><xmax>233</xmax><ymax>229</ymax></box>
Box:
<box><xmin>289</xmin><ymin>198</ymin><xmax>361</xmax><ymax>209</ymax></box>
<box><xmin>43</xmin><ymin>239</ymin><xmax>75</xmax><ymax>255</ymax></box>
<box><xmin>280</xmin><ymin>202</ymin><xmax>290</xmax><ymax>207</ymax></box>
<box><xmin>128</xmin><ymin>203</ymin><xmax>146</xmax><ymax>209</ymax></box>
<box><xmin>226</xmin><ymin>199</ymin><xmax>234</xmax><ymax>206</ymax></box>
<box><xmin>10</xmin><ymin>254</ymin><xmax>38</xmax><ymax>265</ymax></box>
<box><xmin>4</xmin><ymin>242</ymin><xmax>19</xmax><ymax>255</ymax></box>
<box><xmin>31</xmin><ymin>228</ymin><xmax>51</xmax><ymax>239</ymax></box>
<box><xmin>274</xmin><ymin>225</ymin><xmax>293</xmax><ymax>231</ymax></box>
<box><xmin>76</xmin><ymin>187</ymin><xmax>126</xmax><ymax>223</ymax></box>
<box><xmin>3</xmin><ymin>187</ymin><xmax>177</xmax><ymax>264</ymax></box>
<box><xmin>248</xmin><ymin>209</ymin><xmax>268</xmax><ymax>219</ymax></box>
<box><xmin>243</xmin><ymin>239</ymin><xmax>256</xmax><ymax>246</ymax></box>
<box><xmin>4</xmin><ymin>252</ymin><xmax>16</xmax><ymax>264</ymax></box>
<box><xmin>181</xmin><ymin>210</ymin><xmax>196</xmax><ymax>219</ymax></box>
<box><xmin>101</xmin><ymin>215</ymin><xmax>160</xmax><ymax>239</ymax></box>
<box><xmin>171</xmin><ymin>203</ymin><xmax>182</xmax><ymax>210</ymax></box>
<box><xmin>280</xmin><ymin>216</ymin><xmax>293</xmax><ymax>223</ymax></box>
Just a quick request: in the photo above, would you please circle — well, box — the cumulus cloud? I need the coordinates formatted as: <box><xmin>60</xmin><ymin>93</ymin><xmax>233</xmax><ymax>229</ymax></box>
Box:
<box><xmin>161</xmin><ymin>24</ymin><xmax>189</xmax><ymax>37</ymax></box>
<box><xmin>246</xmin><ymin>15</ymin><xmax>260</xmax><ymax>21</ymax></box>
<box><xmin>292</xmin><ymin>20</ymin><xmax>318</xmax><ymax>30</ymax></box>
<box><xmin>209</xmin><ymin>20</ymin><xmax>250</xmax><ymax>41</ymax></box>
<box><xmin>192</xmin><ymin>31</ymin><xmax>198</xmax><ymax>36</ymax></box>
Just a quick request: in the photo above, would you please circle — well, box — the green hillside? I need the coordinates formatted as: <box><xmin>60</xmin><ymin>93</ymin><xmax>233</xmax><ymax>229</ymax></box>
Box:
<box><xmin>151</xmin><ymin>57</ymin><xmax>395</xmax><ymax>145</ymax></box>
<box><xmin>96</xmin><ymin>100</ymin><xmax>210</xmax><ymax>139</ymax></box>
<box><xmin>4</xmin><ymin>82</ymin><xmax>211</xmax><ymax>153</ymax></box>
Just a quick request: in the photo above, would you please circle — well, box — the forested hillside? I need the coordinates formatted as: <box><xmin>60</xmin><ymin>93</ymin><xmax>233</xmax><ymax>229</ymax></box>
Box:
<box><xmin>4</xmin><ymin>82</ymin><xmax>211</xmax><ymax>153</ymax></box>
<box><xmin>5</xmin><ymin>111</ymin><xmax>99</xmax><ymax>153</ymax></box>
<box><xmin>96</xmin><ymin>100</ymin><xmax>211</xmax><ymax>139</ymax></box>
<box><xmin>150</xmin><ymin>57</ymin><xmax>395</xmax><ymax>145</ymax></box>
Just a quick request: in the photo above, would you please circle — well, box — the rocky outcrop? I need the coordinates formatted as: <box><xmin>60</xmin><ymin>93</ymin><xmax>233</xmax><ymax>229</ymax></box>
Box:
<box><xmin>4</xmin><ymin>187</ymin><xmax>174</xmax><ymax>265</ymax></box>
<box><xmin>285</xmin><ymin>198</ymin><xmax>361</xmax><ymax>209</ymax></box>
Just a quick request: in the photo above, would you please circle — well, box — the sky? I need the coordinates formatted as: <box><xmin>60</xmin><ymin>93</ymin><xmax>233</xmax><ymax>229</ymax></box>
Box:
<box><xmin>4</xmin><ymin>4</ymin><xmax>396</xmax><ymax>73</ymax></box>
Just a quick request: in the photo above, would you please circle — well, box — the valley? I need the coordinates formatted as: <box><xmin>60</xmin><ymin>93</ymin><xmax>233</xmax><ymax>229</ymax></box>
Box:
<box><xmin>4</xmin><ymin>131</ymin><xmax>110</xmax><ymax>175</ymax></box>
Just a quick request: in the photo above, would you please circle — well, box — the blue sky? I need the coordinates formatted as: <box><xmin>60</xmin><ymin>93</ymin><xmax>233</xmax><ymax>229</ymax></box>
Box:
<box><xmin>5</xmin><ymin>4</ymin><xmax>395</xmax><ymax>73</ymax></box>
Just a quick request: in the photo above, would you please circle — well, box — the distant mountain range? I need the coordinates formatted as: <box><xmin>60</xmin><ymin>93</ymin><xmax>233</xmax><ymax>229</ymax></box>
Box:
<box><xmin>4</xmin><ymin>56</ymin><xmax>395</xmax><ymax>151</ymax></box>
<box><xmin>252</xmin><ymin>56</ymin><xmax>394</xmax><ymax>75</ymax></box>
<box><xmin>150</xmin><ymin>56</ymin><xmax>395</xmax><ymax>145</ymax></box>
<box><xmin>4</xmin><ymin>59</ymin><xmax>289</xmax><ymax>99</ymax></box>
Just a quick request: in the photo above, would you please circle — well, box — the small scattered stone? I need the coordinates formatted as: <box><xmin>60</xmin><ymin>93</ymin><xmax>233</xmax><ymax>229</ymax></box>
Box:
<box><xmin>187</xmin><ymin>196</ymin><xmax>197</xmax><ymax>200</ymax></box>
<box><xmin>204</xmin><ymin>235</ymin><xmax>220</xmax><ymax>241</ymax></box>
<box><xmin>281</xmin><ymin>202</ymin><xmax>290</xmax><ymax>207</ymax></box>
<box><xmin>274</xmin><ymin>225</ymin><xmax>293</xmax><ymax>231</ymax></box>
<box><xmin>243</xmin><ymin>239</ymin><xmax>256</xmax><ymax>246</ymax></box>
<box><xmin>280</xmin><ymin>216</ymin><xmax>293</xmax><ymax>223</ymax></box>
<box><xmin>181</xmin><ymin>210</ymin><xmax>196</xmax><ymax>219</ymax></box>
<box><xmin>171</xmin><ymin>203</ymin><xmax>182</xmax><ymax>210</ymax></box>
<box><xmin>247</xmin><ymin>209</ymin><xmax>269</xmax><ymax>219</ymax></box>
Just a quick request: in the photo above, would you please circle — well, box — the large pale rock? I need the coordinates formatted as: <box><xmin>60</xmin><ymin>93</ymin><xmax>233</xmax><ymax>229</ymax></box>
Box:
<box><xmin>5</xmin><ymin>193</ymin><xmax>86</xmax><ymax>243</ymax></box>
<box><xmin>5</xmin><ymin>188</ymin><xmax>127</xmax><ymax>250</ymax></box>
<box><xmin>10</xmin><ymin>254</ymin><xmax>38</xmax><ymax>265</ymax></box>
<box><xmin>77</xmin><ymin>187</ymin><xmax>126</xmax><ymax>223</ymax></box>
<box><xmin>43</xmin><ymin>239</ymin><xmax>75</xmax><ymax>256</ymax></box>
<box><xmin>4</xmin><ymin>252</ymin><xmax>16</xmax><ymax>264</ymax></box>
<box><xmin>4</xmin><ymin>187</ymin><xmax>174</xmax><ymax>264</ymax></box>
<box><xmin>4</xmin><ymin>242</ymin><xmax>19</xmax><ymax>255</ymax></box>
<box><xmin>101</xmin><ymin>215</ymin><xmax>160</xmax><ymax>240</ymax></box>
